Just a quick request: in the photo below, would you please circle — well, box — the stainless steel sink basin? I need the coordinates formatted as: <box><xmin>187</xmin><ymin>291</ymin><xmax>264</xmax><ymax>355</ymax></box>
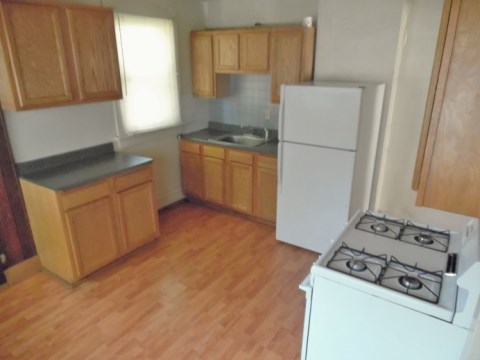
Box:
<box><xmin>215</xmin><ymin>134</ymin><xmax>267</xmax><ymax>147</ymax></box>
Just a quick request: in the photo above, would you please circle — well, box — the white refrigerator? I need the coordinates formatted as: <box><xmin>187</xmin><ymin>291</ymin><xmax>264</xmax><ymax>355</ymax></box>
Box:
<box><xmin>276</xmin><ymin>82</ymin><xmax>385</xmax><ymax>254</ymax></box>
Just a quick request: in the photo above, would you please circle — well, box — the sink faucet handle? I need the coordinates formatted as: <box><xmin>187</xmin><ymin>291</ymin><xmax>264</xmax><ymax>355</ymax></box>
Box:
<box><xmin>264</xmin><ymin>128</ymin><xmax>270</xmax><ymax>140</ymax></box>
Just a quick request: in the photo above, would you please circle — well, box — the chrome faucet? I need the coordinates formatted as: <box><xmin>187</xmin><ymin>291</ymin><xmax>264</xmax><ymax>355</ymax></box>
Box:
<box><xmin>264</xmin><ymin>128</ymin><xmax>270</xmax><ymax>140</ymax></box>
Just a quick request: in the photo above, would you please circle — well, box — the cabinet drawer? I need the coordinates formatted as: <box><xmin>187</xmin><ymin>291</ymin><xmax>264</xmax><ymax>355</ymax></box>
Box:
<box><xmin>61</xmin><ymin>181</ymin><xmax>110</xmax><ymax>211</ymax></box>
<box><xmin>180</xmin><ymin>140</ymin><xmax>201</xmax><ymax>154</ymax></box>
<box><xmin>229</xmin><ymin>149</ymin><xmax>253</xmax><ymax>165</ymax></box>
<box><xmin>115</xmin><ymin>166</ymin><xmax>153</xmax><ymax>192</ymax></box>
<box><xmin>257</xmin><ymin>155</ymin><xmax>277</xmax><ymax>169</ymax></box>
<box><xmin>203</xmin><ymin>145</ymin><xmax>225</xmax><ymax>159</ymax></box>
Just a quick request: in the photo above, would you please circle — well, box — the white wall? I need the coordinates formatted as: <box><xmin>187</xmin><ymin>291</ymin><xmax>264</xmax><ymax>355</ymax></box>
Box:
<box><xmin>203</xmin><ymin>0</ymin><xmax>318</xmax><ymax>28</ymax></box>
<box><xmin>314</xmin><ymin>0</ymin><xmax>473</xmax><ymax>232</ymax></box>
<box><xmin>5</xmin><ymin>102</ymin><xmax>115</xmax><ymax>162</ymax></box>
<box><xmin>4</xmin><ymin>0</ymin><xmax>208</xmax><ymax>208</ymax></box>
<box><xmin>314</xmin><ymin>0</ymin><xmax>405</xmax><ymax>211</ymax></box>
<box><xmin>375</xmin><ymin>0</ymin><xmax>473</xmax><ymax>232</ymax></box>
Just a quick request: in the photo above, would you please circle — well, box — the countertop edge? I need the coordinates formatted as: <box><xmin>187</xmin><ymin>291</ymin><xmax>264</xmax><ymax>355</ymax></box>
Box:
<box><xmin>180</xmin><ymin>131</ymin><xmax>278</xmax><ymax>156</ymax></box>
<box><xmin>20</xmin><ymin>157</ymin><xmax>153</xmax><ymax>192</ymax></box>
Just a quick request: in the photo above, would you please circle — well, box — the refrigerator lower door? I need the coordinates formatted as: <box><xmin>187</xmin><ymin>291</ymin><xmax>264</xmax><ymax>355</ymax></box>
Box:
<box><xmin>276</xmin><ymin>142</ymin><xmax>355</xmax><ymax>253</ymax></box>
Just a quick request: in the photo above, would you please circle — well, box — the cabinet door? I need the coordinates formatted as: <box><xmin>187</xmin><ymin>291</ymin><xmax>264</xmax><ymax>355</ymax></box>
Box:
<box><xmin>203</xmin><ymin>156</ymin><xmax>225</xmax><ymax>205</ymax></box>
<box><xmin>214</xmin><ymin>32</ymin><xmax>239</xmax><ymax>72</ymax></box>
<box><xmin>117</xmin><ymin>182</ymin><xmax>159</xmax><ymax>252</ymax></box>
<box><xmin>65</xmin><ymin>196</ymin><xmax>120</xmax><ymax>277</ymax></box>
<box><xmin>191</xmin><ymin>32</ymin><xmax>215</xmax><ymax>97</ymax></box>
<box><xmin>0</xmin><ymin>2</ymin><xmax>73</xmax><ymax>109</ymax></box>
<box><xmin>415</xmin><ymin>0</ymin><xmax>480</xmax><ymax>217</ymax></box>
<box><xmin>270</xmin><ymin>27</ymin><xmax>315</xmax><ymax>104</ymax></box>
<box><xmin>180</xmin><ymin>151</ymin><xmax>204</xmax><ymax>199</ymax></box>
<box><xmin>66</xmin><ymin>8</ymin><xmax>122</xmax><ymax>101</ymax></box>
<box><xmin>270</xmin><ymin>29</ymin><xmax>303</xmax><ymax>103</ymax></box>
<box><xmin>254</xmin><ymin>156</ymin><xmax>277</xmax><ymax>222</ymax></box>
<box><xmin>227</xmin><ymin>161</ymin><xmax>253</xmax><ymax>214</ymax></box>
<box><xmin>240</xmin><ymin>30</ymin><xmax>269</xmax><ymax>73</ymax></box>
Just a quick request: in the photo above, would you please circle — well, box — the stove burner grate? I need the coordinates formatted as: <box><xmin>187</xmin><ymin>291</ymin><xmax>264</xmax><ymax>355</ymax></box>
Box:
<box><xmin>327</xmin><ymin>243</ymin><xmax>387</xmax><ymax>283</ymax></box>
<box><xmin>379</xmin><ymin>257</ymin><xmax>442</xmax><ymax>304</ymax></box>
<box><xmin>400</xmin><ymin>221</ymin><xmax>450</xmax><ymax>253</ymax></box>
<box><xmin>355</xmin><ymin>211</ymin><xmax>404</xmax><ymax>240</ymax></box>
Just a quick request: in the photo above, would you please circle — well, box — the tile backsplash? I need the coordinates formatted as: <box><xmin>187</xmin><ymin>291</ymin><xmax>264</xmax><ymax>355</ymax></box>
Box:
<box><xmin>209</xmin><ymin>74</ymin><xmax>279</xmax><ymax>129</ymax></box>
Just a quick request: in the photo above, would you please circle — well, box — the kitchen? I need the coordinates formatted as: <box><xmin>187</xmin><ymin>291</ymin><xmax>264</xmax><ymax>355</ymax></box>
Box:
<box><xmin>0</xmin><ymin>0</ymin><xmax>479</xmax><ymax>358</ymax></box>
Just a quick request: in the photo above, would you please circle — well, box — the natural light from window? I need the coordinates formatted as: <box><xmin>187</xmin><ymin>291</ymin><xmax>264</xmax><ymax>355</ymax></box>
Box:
<box><xmin>115</xmin><ymin>14</ymin><xmax>180</xmax><ymax>135</ymax></box>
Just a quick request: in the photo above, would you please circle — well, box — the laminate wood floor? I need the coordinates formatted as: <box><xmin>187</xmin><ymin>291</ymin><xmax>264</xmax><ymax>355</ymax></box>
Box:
<box><xmin>0</xmin><ymin>201</ymin><xmax>317</xmax><ymax>359</ymax></box>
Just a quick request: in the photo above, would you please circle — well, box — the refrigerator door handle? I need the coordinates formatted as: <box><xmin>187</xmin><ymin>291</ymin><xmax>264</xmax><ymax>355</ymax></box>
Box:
<box><xmin>278</xmin><ymin>85</ymin><xmax>286</xmax><ymax>141</ymax></box>
<box><xmin>278</xmin><ymin>141</ymin><xmax>284</xmax><ymax>193</ymax></box>
<box><xmin>278</xmin><ymin>86</ymin><xmax>286</xmax><ymax>194</ymax></box>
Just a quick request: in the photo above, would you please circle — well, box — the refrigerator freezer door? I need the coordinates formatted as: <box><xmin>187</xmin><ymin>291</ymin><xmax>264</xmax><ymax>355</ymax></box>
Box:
<box><xmin>280</xmin><ymin>85</ymin><xmax>362</xmax><ymax>151</ymax></box>
<box><xmin>276</xmin><ymin>142</ymin><xmax>355</xmax><ymax>253</ymax></box>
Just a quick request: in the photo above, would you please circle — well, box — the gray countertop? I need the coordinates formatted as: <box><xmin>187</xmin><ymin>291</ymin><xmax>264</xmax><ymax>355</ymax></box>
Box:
<box><xmin>180</xmin><ymin>127</ymin><xmax>278</xmax><ymax>155</ymax></box>
<box><xmin>17</xmin><ymin>143</ymin><xmax>152</xmax><ymax>191</ymax></box>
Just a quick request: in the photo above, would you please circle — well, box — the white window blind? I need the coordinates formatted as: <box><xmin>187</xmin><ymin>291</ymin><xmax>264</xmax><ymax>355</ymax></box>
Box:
<box><xmin>115</xmin><ymin>14</ymin><xmax>180</xmax><ymax>135</ymax></box>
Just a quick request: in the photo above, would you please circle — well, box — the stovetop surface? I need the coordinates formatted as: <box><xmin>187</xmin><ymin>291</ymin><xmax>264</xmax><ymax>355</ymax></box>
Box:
<box><xmin>313</xmin><ymin>210</ymin><xmax>462</xmax><ymax>321</ymax></box>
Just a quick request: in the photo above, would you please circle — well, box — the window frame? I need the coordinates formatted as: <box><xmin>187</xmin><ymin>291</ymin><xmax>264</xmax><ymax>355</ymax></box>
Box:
<box><xmin>113</xmin><ymin>12</ymin><xmax>183</xmax><ymax>139</ymax></box>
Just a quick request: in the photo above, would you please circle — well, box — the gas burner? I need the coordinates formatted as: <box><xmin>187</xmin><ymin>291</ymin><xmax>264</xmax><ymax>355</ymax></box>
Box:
<box><xmin>327</xmin><ymin>243</ymin><xmax>387</xmax><ymax>283</ymax></box>
<box><xmin>347</xmin><ymin>259</ymin><xmax>367</xmax><ymax>272</ymax></box>
<box><xmin>400</xmin><ymin>221</ymin><xmax>450</xmax><ymax>253</ymax></box>
<box><xmin>379</xmin><ymin>257</ymin><xmax>442</xmax><ymax>304</ymax></box>
<box><xmin>398</xmin><ymin>276</ymin><xmax>422</xmax><ymax>290</ymax></box>
<box><xmin>355</xmin><ymin>211</ymin><xmax>404</xmax><ymax>239</ymax></box>
<box><xmin>371</xmin><ymin>223</ymin><xmax>388</xmax><ymax>233</ymax></box>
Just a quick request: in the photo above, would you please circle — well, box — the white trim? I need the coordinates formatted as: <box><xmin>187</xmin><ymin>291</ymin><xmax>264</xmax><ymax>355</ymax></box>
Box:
<box><xmin>113</xmin><ymin>123</ymin><xmax>184</xmax><ymax>150</ymax></box>
<box><xmin>157</xmin><ymin>187</ymin><xmax>185</xmax><ymax>209</ymax></box>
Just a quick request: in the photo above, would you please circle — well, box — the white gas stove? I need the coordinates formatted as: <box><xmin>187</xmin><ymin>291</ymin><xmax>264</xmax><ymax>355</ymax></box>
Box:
<box><xmin>300</xmin><ymin>210</ymin><xmax>480</xmax><ymax>360</ymax></box>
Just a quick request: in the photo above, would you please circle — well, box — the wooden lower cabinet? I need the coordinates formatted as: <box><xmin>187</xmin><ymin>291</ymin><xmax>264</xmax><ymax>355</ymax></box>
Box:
<box><xmin>21</xmin><ymin>165</ymin><xmax>159</xmax><ymax>284</ymax></box>
<box><xmin>179</xmin><ymin>140</ymin><xmax>204</xmax><ymax>199</ymax></box>
<box><xmin>254</xmin><ymin>155</ymin><xmax>277</xmax><ymax>222</ymax></box>
<box><xmin>65</xmin><ymin>196</ymin><xmax>120</xmax><ymax>277</ymax></box>
<box><xmin>117</xmin><ymin>181</ymin><xmax>159</xmax><ymax>252</ymax></box>
<box><xmin>227</xmin><ymin>150</ymin><xmax>254</xmax><ymax>214</ymax></box>
<box><xmin>204</xmin><ymin>156</ymin><xmax>226</xmax><ymax>205</ymax></box>
<box><xmin>179</xmin><ymin>139</ymin><xmax>277</xmax><ymax>223</ymax></box>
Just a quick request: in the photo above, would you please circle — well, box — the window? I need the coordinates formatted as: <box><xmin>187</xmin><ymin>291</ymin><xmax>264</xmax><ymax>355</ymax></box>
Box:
<box><xmin>115</xmin><ymin>14</ymin><xmax>180</xmax><ymax>135</ymax></box>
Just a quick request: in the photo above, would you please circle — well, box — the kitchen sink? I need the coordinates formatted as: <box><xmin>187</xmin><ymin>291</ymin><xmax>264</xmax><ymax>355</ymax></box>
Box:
<box><xmin>215</xmin><ymin>134</ymin><xmax>267</xmax><ymax>147</ymax></box>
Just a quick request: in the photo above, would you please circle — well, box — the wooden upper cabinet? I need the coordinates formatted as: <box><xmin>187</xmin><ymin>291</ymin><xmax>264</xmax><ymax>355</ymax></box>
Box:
<box><xmin>214</xmin><ymin>32</ymin><xmax>239</xmax><ymax>72</ymax></box>
<box><xmin>0</xmin><ymin>2</ymin><xmax>73</xmax><ymax>109</ymax></box>
<box><xmin>191</xmin><ymin>31</ymin><xmax>215</xmax><ymax>97</ymax></box>
<box><xmin>270</xmin><ymin>27</ymin><xmax>315</xmax><ymax>103</ymax></box>
<box><xmin>239</xmin><ymin>30</ymin><xmax>269</xmax><ymax>73</ymax></box>
<box><xmin>66</xmin><ymin>8</ymin><xmax>122</xmax><ymax>101</ymax></box>
<box><xmin>190</xmin><ymin>26</ymin><xmax>314</xmax><ymax>103</ymax></box>
<box><xmin>0</xmin><ymin>1</ymin><xmax>122</xmax><ymax>110</ymax></box>
<box><xmin>414</xmin><ymin>0</ymin><xmax>480</xmax><ymax>217</ymax></box>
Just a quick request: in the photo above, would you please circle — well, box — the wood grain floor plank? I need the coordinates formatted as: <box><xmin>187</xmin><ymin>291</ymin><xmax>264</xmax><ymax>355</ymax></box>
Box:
<box><xmin>0</xmin><ymin>201</ymin><xmax>317</xmax><ymax>359</ymax></box>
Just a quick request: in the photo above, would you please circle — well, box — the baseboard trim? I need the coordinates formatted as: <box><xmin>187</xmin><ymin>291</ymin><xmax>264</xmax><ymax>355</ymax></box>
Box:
<box><xmin>157</xmin><ymin>188</ymin><xmax>185</xmax><ymax>209</ymax></box>
<box><xmin>5</xmin><ymin>256</ymin><xmax>41</xmax><ymax>285</ymax></box>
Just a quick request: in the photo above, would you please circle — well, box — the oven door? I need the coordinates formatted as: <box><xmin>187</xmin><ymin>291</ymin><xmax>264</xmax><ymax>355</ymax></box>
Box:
<box><xmin>299</xmin><ymin>274</ymin><xmax>313</xmax><ymax>360</ymax></box>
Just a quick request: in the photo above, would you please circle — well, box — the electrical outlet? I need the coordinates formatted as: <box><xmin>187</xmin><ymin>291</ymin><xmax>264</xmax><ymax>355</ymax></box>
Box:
<box><xmin>0</xmin><ymin>253</ymin><xmax>6</xmax><ymax>264</ymax></box>
<box><xmin>265</xmin><ymin>107</ymin><xmax>271</xmax><ymax>121</ymax></box>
